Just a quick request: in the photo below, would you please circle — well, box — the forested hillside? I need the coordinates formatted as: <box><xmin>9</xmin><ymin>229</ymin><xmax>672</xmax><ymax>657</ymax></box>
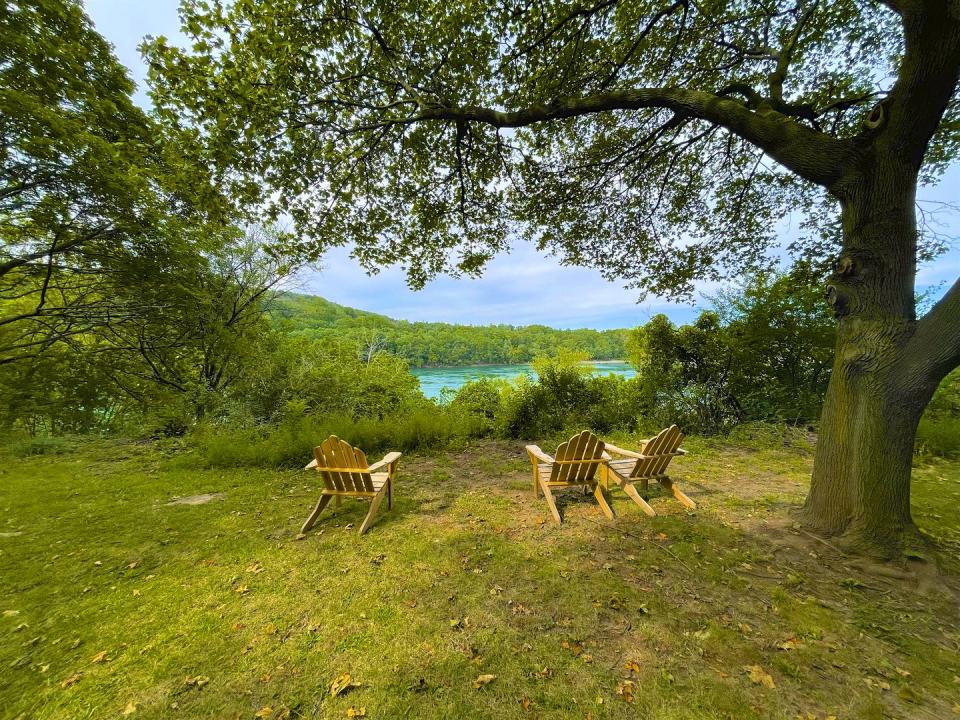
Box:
<box><xmin>273</xmin><ymin>293</ymin><xmax>628</xmax><ymax>367</ymax></box>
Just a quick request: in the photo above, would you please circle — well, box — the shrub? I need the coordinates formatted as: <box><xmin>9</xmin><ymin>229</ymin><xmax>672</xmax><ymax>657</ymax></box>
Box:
<box><xmin>188</xmin><ymin>405</ymin><xmax>485</xmax><ymax>468</ymax></box>
<box><xmin>6</xmin><ymin>433</ymin><xmax>72</xmax><ymax>457</ymax></box>
<box><xmin>916</xmin><ymin>417</ymin><xmax>960</xmax><ymax>458</ymax></box>
<box><xmin>915</xmin><ymin>369</ymin><xmax>960</xmax><ymax>458</ymax></box>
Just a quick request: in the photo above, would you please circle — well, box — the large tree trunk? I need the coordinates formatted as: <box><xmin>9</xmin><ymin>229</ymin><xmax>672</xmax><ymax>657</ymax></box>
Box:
<box><xmin>802</xmin><ymin>332</ymin><xmax>928</xmax><ymax>552</ymax></box>
<box><xmin>800</xmin><ymin>161</ymin><xmax>942</xmax><ymax>555</ymax></box>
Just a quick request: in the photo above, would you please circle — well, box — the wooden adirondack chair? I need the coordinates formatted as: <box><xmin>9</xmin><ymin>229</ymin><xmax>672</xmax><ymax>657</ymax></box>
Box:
<box><xmin>301</xmin><ymin>435</ymin><xmax>401</xmax><ymax>535</ymax></box>
<box><xmin>604</xmin><ymin>425</ymin><xmax>695</xmax><ymax>516</ymax></box>
<box><xmin>526</xmin><ymin>430</ymin><xmax>614</xmax><ymax>524</ymax></box>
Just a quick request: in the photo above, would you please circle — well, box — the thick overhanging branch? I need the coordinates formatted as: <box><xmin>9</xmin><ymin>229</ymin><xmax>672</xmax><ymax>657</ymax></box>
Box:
<box><xmin>412</xmin><ymin>87</ymin><xmax>850</xmax><ymax>187</ymax></box>
<box><xmin>902</xmin><ymin>274</ymin><xmax>960</xmax><ymax>383</ymax></box>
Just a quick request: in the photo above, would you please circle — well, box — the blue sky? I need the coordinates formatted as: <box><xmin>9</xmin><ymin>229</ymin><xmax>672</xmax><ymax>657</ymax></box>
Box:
<box><xmin>84</xmin><ymin>0</ymin><xmax>960</xmax><ymax>330</ymax></box>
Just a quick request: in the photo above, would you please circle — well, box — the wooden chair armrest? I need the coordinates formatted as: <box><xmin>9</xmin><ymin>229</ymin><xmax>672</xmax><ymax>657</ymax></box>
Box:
<box><xmin>368</xmin><ymin>451</ymin><xmax>402</xmax><ymax>473</ymax></box>
<box><xmin>603</xmin><ymin>442</ymin><xmax>644</xmax><ymax>459</ymax></box>
<box><xmin>304</xmin><ymin>458</ymin><xmax>318</xmax><ymax>470</ymax></box>
<box><xmin>525</xmin><ymin>445</ymin><xmax>554</xmax><ymax>464</ymax></box>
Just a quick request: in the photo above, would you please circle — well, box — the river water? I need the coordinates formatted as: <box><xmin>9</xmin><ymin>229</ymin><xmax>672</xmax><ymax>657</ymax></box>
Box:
<box><xmin>411</xmin><ymin>360</ymin><xmax>636</xmax><ymax>399</ymax></box>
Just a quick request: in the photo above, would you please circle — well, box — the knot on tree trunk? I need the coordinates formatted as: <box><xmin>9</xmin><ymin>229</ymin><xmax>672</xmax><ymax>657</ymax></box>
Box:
<box><xmin>825</xmin><ymin>254</ymin><xmax>860</xmax><ymax>317</ymax></box>
<box><xmin>825</xmin><ymin>283</ymin><xmax>849</xmax><ymax>317</ymax></box>
<box><xmin>863</xmin><ymin>100</ymin><xmax>888</xmax><ymax>131</ymax></box>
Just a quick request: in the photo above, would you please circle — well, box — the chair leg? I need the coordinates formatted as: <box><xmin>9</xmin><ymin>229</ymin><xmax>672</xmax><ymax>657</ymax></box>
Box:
<box><xmin>387</xmin><ymin>477</ymin><xmax>393</xmax><ymax>510</ymax></box>
<box><xmin>641</xmin><ymin>477</ymin><xmax>649</xmax><ymax>502</ymax></box>
<box><xmin>621</xmin><ymin>481</ymin><xmax>657</xmax><ymax>517</ymax></box>
<box><xmin>359</xmin><ymin>487</ymin><xmax>388</xmax><ymax>535</ymax></box>
<box><xmin>659</xmin><ymin>477</ymin><xmax>696</xmax><ymax>509</ymax></box>
<box><xmin>335</xmin><ymin>495</ymin><xmax>342</xmax><ymax>508</ymax></box>
<box><xmin>539</xmin><ymin>480</ymin><xmax>562</xmax><ymax>524</ymax></box>
<box><xmin>593</xmin><ymin>484</ymin><xmax>615</xmax><ymax>520</ymax></box>
<box><xmin>533</xmin><ymin>470</ymin><xmax>540</xmax><ymax>497</ymax></box>
<box><xmin>301</xmin><ymin>494</ymin><xmax>333</xmax><ymax>533</ymax></box>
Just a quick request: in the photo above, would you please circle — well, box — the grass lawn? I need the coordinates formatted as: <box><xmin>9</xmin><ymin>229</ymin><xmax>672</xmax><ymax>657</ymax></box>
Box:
<box><xmin>1</xmin><ymin>430</ymin><xmax>959</xmax><ymax>719</ymax></box>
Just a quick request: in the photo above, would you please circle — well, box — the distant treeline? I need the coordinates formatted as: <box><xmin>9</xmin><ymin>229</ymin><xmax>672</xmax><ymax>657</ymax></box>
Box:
<box><xmin>272</xmin><ymin>294</ymin><xmax>628</xmax><ymax>367</ymax></box>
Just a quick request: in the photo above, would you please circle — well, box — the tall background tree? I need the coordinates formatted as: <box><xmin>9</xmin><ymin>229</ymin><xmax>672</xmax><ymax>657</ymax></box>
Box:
<box><xmin>145</xmin><ymin>0</ymin><xmax>960</xmax><ymax>555</ymax></box>
<box><xmin>0</xmin><ymin>0</ymin><xmax>225</xmax><ymax>364</ymax></box>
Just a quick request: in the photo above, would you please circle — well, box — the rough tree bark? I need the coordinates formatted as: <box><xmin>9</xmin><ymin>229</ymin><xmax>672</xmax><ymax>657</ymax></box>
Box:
<box><xmin>803</xmin><ymin>162</ymin><xmax>926</xmax><ymax>551</ymax></box>
<box><xmin>799</xmin><ymin>1</ymin><xmax>960</xmax><ymax>555</ymax></box>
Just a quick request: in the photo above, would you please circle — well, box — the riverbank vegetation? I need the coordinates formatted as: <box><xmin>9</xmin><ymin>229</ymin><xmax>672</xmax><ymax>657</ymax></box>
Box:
<box><xmin>274</xmin><ymin>294</ymin><xmax>628</xmax><ymax>367</ymax></box>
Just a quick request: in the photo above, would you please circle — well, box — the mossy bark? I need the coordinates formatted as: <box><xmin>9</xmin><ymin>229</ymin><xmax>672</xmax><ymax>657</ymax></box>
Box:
<box><xmin>801</xmin><ymin>159</ymin><xmax>946</xmax><ymax>555</ymax></box>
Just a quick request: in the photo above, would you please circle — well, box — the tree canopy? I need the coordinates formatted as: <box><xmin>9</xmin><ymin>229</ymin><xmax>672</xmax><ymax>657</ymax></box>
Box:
<box><xmin>145</xmin><ymin>0</ymin><xmax>956</xmax><ymax>295</ymax></box>
<box><xmin>1</xmin><ymin>0</ymin><xmax>226</xmax><ymax>363</ymax></box>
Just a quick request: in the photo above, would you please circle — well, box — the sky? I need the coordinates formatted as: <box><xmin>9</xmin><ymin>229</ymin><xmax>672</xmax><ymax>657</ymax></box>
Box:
<box><xmin>83</xmin><ymin>0</ymin><xmax>960</xmax><ymax>330</ymax></box>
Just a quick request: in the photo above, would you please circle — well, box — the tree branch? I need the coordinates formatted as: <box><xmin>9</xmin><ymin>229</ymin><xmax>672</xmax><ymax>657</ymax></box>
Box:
<box><xmin>768</xmin><ymin>2</ymin><xmax>819</xmax><ymax>105</ymax></box>
<box><xmin>876</xmin><ymin>1</ymin><xmax>960</xmax><ymax>168</ymax></box>
<box><xmin>903</xmin><ymin>274</ymin><xmax>960</xmax><ymax>383</ymax></box>
<box><xmin>414</xmin><ymin>87</ymin><xmax>850</xmax><ymax>187</ymax></box>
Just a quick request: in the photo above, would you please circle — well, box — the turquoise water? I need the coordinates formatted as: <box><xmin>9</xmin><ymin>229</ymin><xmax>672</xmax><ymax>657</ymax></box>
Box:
<box><xmin>412</xmin><ymin>360</ymin><xmax>636</xmax><ymax>399</ymax></box>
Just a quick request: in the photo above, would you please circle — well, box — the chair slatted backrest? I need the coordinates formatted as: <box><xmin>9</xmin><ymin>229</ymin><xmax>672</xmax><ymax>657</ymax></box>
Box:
<box><xmin>313</xmin><ymin>435</ymin><xmax>373</xmax><ymax>492</ymax></box>
<box><xmin>631</xmin><ymin>425</ymin><xmax>684</xmax><ymax>479</ymax></box>
<box><xmin>549</xmin><ymin>430</ymin><xmax>605</xmax><ymax>484</ymax></box>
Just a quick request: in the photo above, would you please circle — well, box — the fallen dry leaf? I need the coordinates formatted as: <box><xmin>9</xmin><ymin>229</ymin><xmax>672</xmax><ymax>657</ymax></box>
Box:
<box><xmin>122</xmin><ymin>701</ymin><xmax>137</xmax><ymax>715</ymax></box>
<box><xmin>617</xmin><ymin>679</ymin><xmax>636</xmax><ymax>703</ymax></box>
<box><xmin>777</xmin><ymin>638</ymin><xmax>801</xmax><ymax>650</ymax></box>
<box><xmin>234</xmin><ymin>585</ymin><xmax>250</xmax><ymax>595</ymax></box>
<box><xmin>625</xmin><ymin>660</ymin><xmax>641</xmax><ymax>675</ymax></box>
<box><xmin>743</xmin><ymin>665</ymin><xmax>775</xmax><ymax>689</ymax></box>
<box><xmin>472</xmin><ymin>674</ymin><xmax>496</xmax><ymax>689</ymax></box>
<box><xmin>3</xmin><ymin>610</ymin><xmax>20</xmax><ymax>617</ymax></box>
<box><xmin>330</xmin><ymin>673</ymin><xmax>361</xmax><ymax>697</ymax></box>
<box><xmin>183</xmin><ymin>675</ymin><xmax>209</xmax><ymax>689</ymax></box>
<box><xmin>254</xmin><ymin>707</ymin><xmax>273</xmax><ymax>718</ymax></box>
<box><xmin>61</xmin><ymin>673</ymin><xmax>82</xmax><ymax>688</ymax></box>
<box><xmin>91</xmin><ymin>651</ymin><xmax>108</xmax><ymax>663</ymax></box>
<box><xmin>519</xmin><ymin>696</ymin><xmax>532</xmax><ymax>711</ymax></box>
<box><xmin>345</xmin><ymin>708</ymin><xmax>366</xmax><ymax>718</ymax></box>
<box><xmin>561</xmin><ymin>640</ymin><xmax>585</xmax><ymax>657</ymax></box>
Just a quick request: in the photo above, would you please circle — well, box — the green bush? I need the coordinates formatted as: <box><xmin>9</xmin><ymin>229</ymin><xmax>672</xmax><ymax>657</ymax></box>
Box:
<box><xmin>916</xmin><ymin>417</ymin><xmax>960</xmax><ymax>458</ymax></box>
<box><xmin>189</xmin><ymin>406</ymin><xmax>485</xmax><ymax>468</ymax></box>
<box><xmin>6</xmin><ymin>434</ymin><xmax>72</xmax><ymax>457</ymax></box>
<box><xmin>915</xmin><ymin>370</ymin><xmax>960</xmax><ymax>458</ymax></box>
<box><xmin>448</xmin><ymin>353</ymin><xmax>647</xmax><ymax>440</ymax></box>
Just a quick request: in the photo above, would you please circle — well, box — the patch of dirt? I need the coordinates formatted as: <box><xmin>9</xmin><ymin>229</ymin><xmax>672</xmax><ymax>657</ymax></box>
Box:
<box><xmin>166</xmin><ymin>492</ymin><xmax>225</xmax><ymax>506</ymax></box>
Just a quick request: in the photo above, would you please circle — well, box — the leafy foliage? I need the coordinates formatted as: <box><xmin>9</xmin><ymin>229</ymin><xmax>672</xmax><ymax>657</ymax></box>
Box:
<box><xmin>143</xmin><ymin>1</ymin><xmax>956</xmax><ymax>295</ymax></box>
<box><xmin>1</xmin><ymin>0</ymin><xmax>226</xmax><ymax>362</ymax></box>
<box><xmin>627</xmin><ymin>269</ymin><xmax>835</xmax><ymax>430</ymax></box>
<box><xmin>274</xmin><ymin>294</ymin><xmax>628</xmax><ymax>367</ymax></box>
